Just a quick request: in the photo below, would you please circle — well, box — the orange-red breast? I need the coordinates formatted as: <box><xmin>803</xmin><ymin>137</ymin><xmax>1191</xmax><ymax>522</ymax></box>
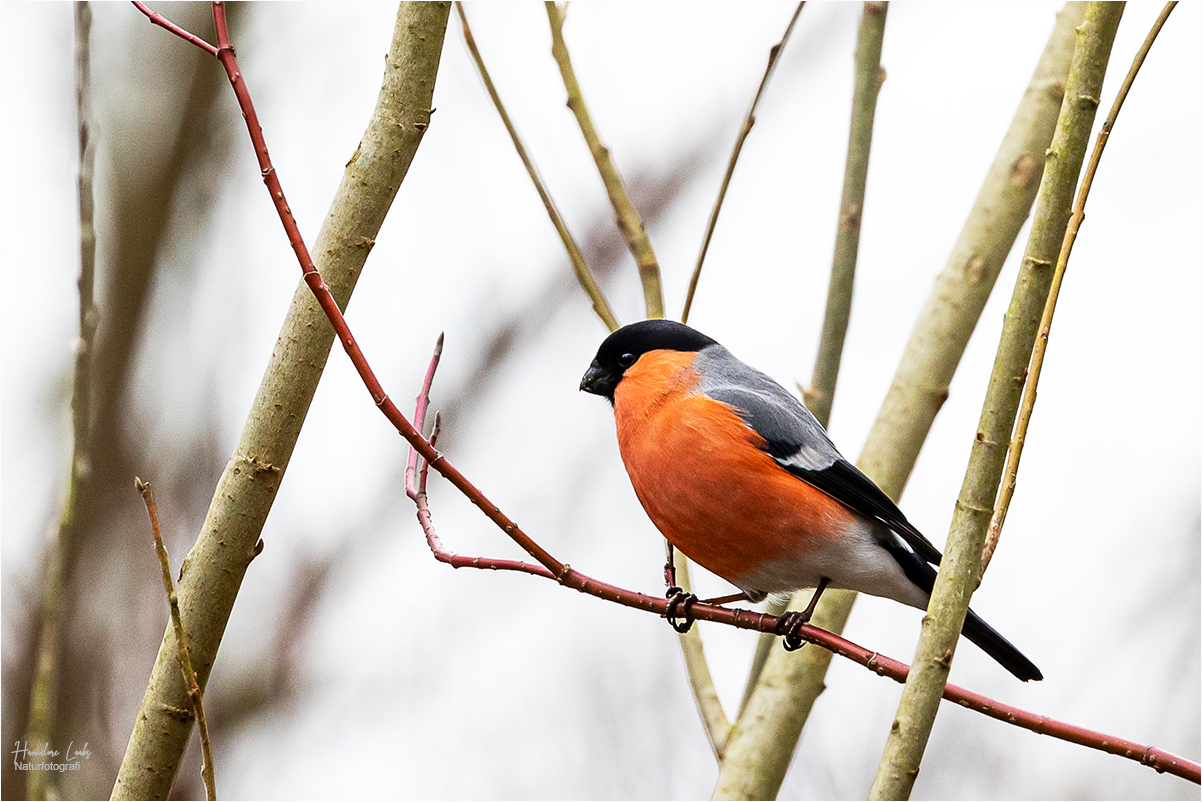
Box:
<box><xmin>580</xmin><ymin>319</ymin><xmax>1041</xmax><ymax>682</ymax></box>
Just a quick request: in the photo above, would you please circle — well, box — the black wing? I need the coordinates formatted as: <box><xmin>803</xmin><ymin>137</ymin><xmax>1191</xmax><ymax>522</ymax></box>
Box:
<box><xmin>786</xmin><ymin>458</ymin><xmax>944</xmax><ymax>567</ymax></box>
<box><xmin>696</xmin><ymin>346</ymin><xmax>943</xmax><ymax>567</ymax></box>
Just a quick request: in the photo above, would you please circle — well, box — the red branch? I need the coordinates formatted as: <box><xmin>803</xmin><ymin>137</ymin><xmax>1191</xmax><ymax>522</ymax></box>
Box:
<box><xmin>132</xmin><ymin>2</ymin><xmax>218</xmax><ymax>55</ymax></box>
<box><xmin>406</xmin><ymin>337</ymin><xmax>553</xmax><ymax>580</ymax></box>
<box><xmin>134</xmin><ymin>2</ymin><xmax>1201</xmax><ymax>786</ymax></box>
<box><xmin>404</xmin><ymin>332</ymin><xmax>443</xmax><ymax>494</ymax></box>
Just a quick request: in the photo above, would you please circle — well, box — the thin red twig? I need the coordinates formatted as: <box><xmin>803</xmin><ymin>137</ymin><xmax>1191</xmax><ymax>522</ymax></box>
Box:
<box><xmin>406</xmin><ymin>338</ymin><xmax>554</xmax><ymax>580</ymax></box>
<box><xmin>404</xmin><ymin>332</ymin><xmax>444</xmax><ymax>493</ymax></box>
<box><xmin>137</xmin><ymin>2</ymin><xmax>1201</xmax><ymax>786</ymax></box>
<box><xmin>132</xmin><ymin>1</ymin><xmax>218</xmax><ymax>55</ymax></box>
<box><xmin>214</xmin><ymin>2</ymin><xmax>566</xmax><ymax>574</ymax></box>
<box><xmin>412</xmin><ymin>414</ymin><xmax>551</xmax><ymax>579</ymax></box>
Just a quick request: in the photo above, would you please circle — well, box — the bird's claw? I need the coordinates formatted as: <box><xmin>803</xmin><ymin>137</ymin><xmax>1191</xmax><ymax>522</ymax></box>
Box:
<box><xmin>776</xmin><ymin>610</ymin><xmax>811</xmax><ymax>651</ymax></box>
<box><xmin>665</xmin><ymin>586</ymin><xmax>698</xmax><ymax>634</ymax></box>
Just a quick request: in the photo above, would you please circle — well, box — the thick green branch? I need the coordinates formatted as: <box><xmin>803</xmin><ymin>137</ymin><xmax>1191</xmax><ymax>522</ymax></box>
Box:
<box><xmin>984</xmin><ymin>0</ymin><xmax>1179</xmax><ymax>572</ymax></box>
<box><xmin>111</xmin><ymin>5</ymin><xmax>450</xmax><ymax>798</ymax></box>
<box><xmin>868</xmin><ymin>4</ymin><xmax>1124</xmax><ymax>799</ymax></box>
<box><xmin>711</xmin><ymin>5</ymin><xmax>1086</xmax><ymax>799</ymax></box>
<box><xmin>545</xmin><ymin>1</ymin><xmax>663</xmax><ymax>319</ymax></box>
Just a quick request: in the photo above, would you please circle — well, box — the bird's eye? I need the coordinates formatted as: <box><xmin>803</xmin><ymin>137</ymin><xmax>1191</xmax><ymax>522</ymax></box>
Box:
<box><xmin>618</xmin><ymin>353</ymin><xmax>636</xmax><ymax>368</ymax></box>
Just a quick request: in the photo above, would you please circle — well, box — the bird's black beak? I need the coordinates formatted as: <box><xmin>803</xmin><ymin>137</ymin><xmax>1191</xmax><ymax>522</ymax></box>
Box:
<box><xmin>579</xmin><ymin>359</ymin><xmax>612</xmax><ymax>398</ymax></box>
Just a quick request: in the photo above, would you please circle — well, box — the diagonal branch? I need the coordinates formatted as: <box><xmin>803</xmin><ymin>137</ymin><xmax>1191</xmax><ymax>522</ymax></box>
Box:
<box><xmin>681</xmin><ymin>2</ymin><xmax>804</xmax><ymax>325</ymax></box>
<box><xmin>455</xmin><ymin>2</ymin><xmax>619</xmax><ymax>332</ymax></box>
<box><xmin>133</xmin><ymin>0</ymin><xmax>218</xmax><ymax>54</ymax></box>
<box><xmin>982</xmin><ymin>0</ymin><xmax>1179</xmax><ymax>573</ymax></box>
<box><xmin>545</xmin><ymin>1</ymin><xmax>664</xmax><ymax>319</ymax></box>
<box><xmin>136</xmin><ymin>479</ymin><xmax>216</xmax><ymax>801</ymax></box>
<box><xmin>714</xmin><ymin>5</ymin><xmax>1090</xmax><ymax>798</ymax></box>
<box><xmin>540</xmin><ymin>0</ymin><xmax>732</xmax><ymax>744</ymax></box>
<box><xmin>869</xmin><ymin>4</ymin><xmax>1127</xmax><ymax>798</ymax></box>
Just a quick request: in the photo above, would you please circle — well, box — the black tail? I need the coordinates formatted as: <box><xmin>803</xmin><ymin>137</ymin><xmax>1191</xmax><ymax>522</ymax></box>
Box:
<box><xmin>881</xmin><ymin>540</ymin><xmax>1043</xmax><ymax>681</ymax></box>
<box><xmin>962</xmin><ymin>608</ymin><xmax>1042</xmax><ymax>682</ymax></box>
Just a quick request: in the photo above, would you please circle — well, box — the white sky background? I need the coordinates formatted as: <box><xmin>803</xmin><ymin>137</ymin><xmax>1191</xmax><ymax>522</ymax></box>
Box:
<box><xmin>2</xmin><ymin>1</ymin><xmax>1200</xmax><ymax>799</ymax></box>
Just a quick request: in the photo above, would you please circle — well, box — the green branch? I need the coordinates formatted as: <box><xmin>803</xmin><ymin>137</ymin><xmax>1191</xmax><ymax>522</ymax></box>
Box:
<box><xmin>983</xmin><ymin>0</ymin><xmax>1179</xmax><ymax>573</ymax></box>
<box><xmin>712</xmin><ymin>5</ymin><xmax>1087</xmax><ymax>799</ymax></box>
<box><xmin>868</xmin><ymin>4</ymin><xmax>1125</xmax><ymax>799</ymax></box>
<box><xmin>804</xmin><ymin>1</ymin><xmax>887</xmax><ymax>426</ymax></box>
<box><xmin>740</xmin><ymin>3</ymin><xmax>888</xmax><ymax>707</ymax></box>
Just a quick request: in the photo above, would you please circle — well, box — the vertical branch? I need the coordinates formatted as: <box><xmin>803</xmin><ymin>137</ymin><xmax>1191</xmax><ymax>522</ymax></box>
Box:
<box><xmin>681</xmin><ymin>3</ymin><xmax>804</xmax><ymax>325</ymax></box>
<box><xmin>982</xmin><ymin>0</ymin><xmax>1178</xmax><ymax>572</ymax></box>
<box><xmin>136</xmin><ymin>479</ymin><xmax>216</xmax><ymax>801</ymax></box>
<box><xmin>713</xmin><ymin>5</ymin><xmax>1088</xmax><ymax>799</ymax></box>
<box><xmin>545</xmin><ymin>1</ymin><xmax>664</xmax><ymax>319</ymax></box>
<box><xmin>454</xmin><ymin>2</ymin><xmax>619</xmax><ymax>332</ymax></box>
<box><xmin>741</xmin><ymin>3</ymin><xmax>887</xmax><ymax>707</ymax></box>
<box><xmin>804</xmin><ymin>1</ymin><xmax>887</xmax><ymax>426</ymax></box>
<box><xmin>868</xmin><ymin>5</ymin><xmax>1126</xmax><ymax>799</ymax></box>
<box><xmin>405</xmin><ymin>332</ymin><xmax>444</xmax><ymax>492</ymax></box>
<box><xmin>72</xmin><ymin>0</ymin><xmax>98</xmax><ymax>506</ymax></box>
<box><xmin>24</xmin><ymin>5</ymin><xmax>97</xmax><ymax>799</ymax></box>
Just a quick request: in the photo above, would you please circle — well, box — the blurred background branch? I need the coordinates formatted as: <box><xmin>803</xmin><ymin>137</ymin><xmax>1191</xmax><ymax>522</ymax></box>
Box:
<box><xmin>4</xmin><ymin>5</ymin><xmax>237</xmax><ymax>799</ymax></box>
<box><xmin>545</xmin><ymin>1</ymin><xmax>664</xmax><ymax>319</ymax></box>
<box><xmin>22</xmin><ymin>5</ymin><xmax>98</xmax><ymax>801</ymax></box>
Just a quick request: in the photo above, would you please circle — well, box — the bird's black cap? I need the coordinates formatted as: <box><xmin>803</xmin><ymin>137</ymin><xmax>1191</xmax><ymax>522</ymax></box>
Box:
<box><xmin>580</xmin><ymin>320</ymin><xmax>717</xmax><ymax>402</ymax></box>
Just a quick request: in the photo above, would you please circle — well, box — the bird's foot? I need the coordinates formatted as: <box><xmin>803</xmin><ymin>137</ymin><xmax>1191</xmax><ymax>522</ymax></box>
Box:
<box><xmin>664</xmin><ymin>586</ymin><xmax>698</xmax><ymax>634</ymax></box>
<box><xmin>775</xmin><ymin>610</ymin><xmax>813</xmax><ymax>652</ymax></box>
<box><xmin>776</xmin><ymin>578</ymin><xmax>829</xmax><ymax>651</ymax></box>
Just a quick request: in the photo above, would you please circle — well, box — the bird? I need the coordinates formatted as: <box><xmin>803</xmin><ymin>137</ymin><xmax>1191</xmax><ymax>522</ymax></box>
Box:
<box><xmin>580</xmin><ymin>319</ymin><xmax>1041</xmax><ymax>682</ymax></box>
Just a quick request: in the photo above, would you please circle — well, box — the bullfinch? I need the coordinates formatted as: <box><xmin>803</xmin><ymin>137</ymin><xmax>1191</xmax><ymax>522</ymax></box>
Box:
<box><xmin>580</xmin><ymin>319</ymin><xmax>1041</xmax><ymax>682</ymax></box>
